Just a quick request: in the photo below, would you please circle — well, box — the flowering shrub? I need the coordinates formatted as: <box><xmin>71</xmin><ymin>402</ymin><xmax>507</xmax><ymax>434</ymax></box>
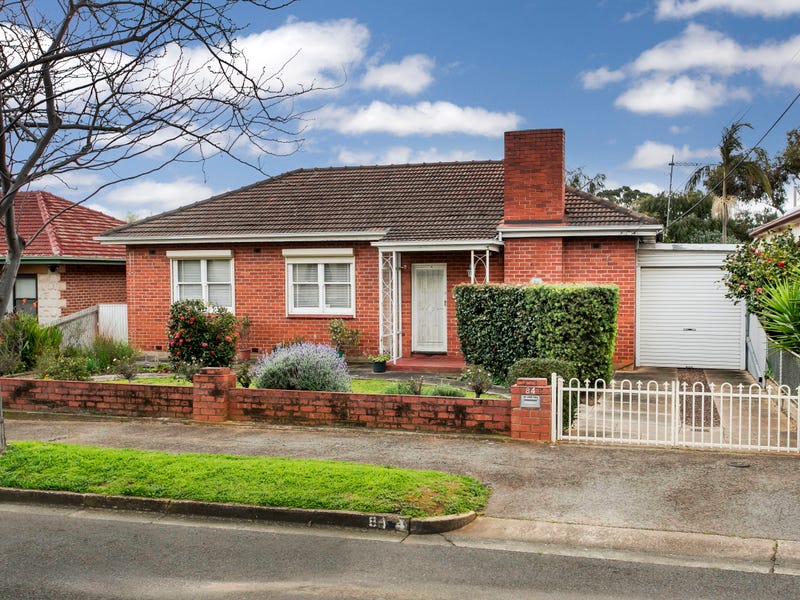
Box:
<box><xmin>166</xmin><ymin>300</ymin><xmax>238</xmax><ymax>371</ymax></box>
<box><xmin>252</xmin><ymin>342</ymin><xmax>350</xmax><ymax>392</ymax></box>
<box><xmin>722</xmin><ymin>229</ymin><xmax>800</xmax><ymax>314</ymax></box>
<box><xmin>460</xmin><ymin>365</ymin><xmax>492</xmax><ymax>398</ymax></box>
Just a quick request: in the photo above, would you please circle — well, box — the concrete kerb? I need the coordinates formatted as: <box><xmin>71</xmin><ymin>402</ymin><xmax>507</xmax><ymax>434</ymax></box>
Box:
<box><xmin>445</xmin><ymin>517</ymin><xmax>800</xmax><ymax>576</ymax></box>
<box><xmin>0</xmin><ymin>487</ymin><xmax>475</xmax><ymax>535</ymax></box>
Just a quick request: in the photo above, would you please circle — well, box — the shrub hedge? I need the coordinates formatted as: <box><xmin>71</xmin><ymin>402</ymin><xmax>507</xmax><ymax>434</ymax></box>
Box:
<box><xmin>454</xmin><ymin>284</ymin><xmax>618</xmax><ymax>382</ymax></box>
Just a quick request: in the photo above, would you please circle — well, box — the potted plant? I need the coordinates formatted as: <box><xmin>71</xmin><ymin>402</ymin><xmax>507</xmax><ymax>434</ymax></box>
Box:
<box><xmin>328</xmin><ymin>318</ymin><xmax>360</xmax><ymax>356</ymax></box>
<box><xmin>237</xmin><ymin>315</ymin><xmax>252</xmax><ymax>361</ymax></box>
<box><xmin>368</xmin><ymin>352</ymin><xmax>391</xmax><ymax>373</ymax></box>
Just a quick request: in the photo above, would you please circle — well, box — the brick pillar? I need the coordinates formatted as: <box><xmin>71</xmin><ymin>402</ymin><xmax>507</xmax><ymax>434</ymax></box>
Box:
<box><xmin>192</xmin><ymin>367</ymin><xmax>236</xmax><ymax>422</ymax></box>
<box><xmin>510</xmin><ymin>377</ymin><xmax>553</xmax><ymax>442</ymax></box>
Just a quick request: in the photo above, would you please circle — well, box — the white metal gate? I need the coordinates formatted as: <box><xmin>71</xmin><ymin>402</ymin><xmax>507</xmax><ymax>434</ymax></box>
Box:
<box><xmin>553</xmin><ymin>375</ymin><xmax>800</xmax><ymax>453</ymax></box>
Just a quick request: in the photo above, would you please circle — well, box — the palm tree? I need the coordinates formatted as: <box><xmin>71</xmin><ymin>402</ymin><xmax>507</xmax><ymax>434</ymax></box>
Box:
<box><xmin>686</xmin><ymin>122</ymin><xmax>772</xmax><ymax>243</ymax></box>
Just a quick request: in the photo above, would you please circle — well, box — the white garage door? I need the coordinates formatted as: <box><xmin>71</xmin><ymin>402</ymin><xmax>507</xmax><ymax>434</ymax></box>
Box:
<box><xmin>637</xmin><ymin>247</ymin><xmax>745</xmax><ymax>369</ymax></box>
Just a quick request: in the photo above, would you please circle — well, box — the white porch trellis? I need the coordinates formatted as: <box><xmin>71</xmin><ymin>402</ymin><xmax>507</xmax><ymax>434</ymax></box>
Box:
<box><xmin>377</xmin><ymin>244</ymin><xmax>498</xmax><ymax>361</ymax></box>
<box><xmin>378</xmin><ymin>250</ymin><xmax>401</xmax><ymax>360</ymax></box>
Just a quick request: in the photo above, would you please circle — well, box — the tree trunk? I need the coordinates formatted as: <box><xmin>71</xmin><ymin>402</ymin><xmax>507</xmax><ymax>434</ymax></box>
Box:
<box><xmin>721</xmin><ymin>171</ymin><xmax>728</xmax><ymax>244</ymax></box>
<box><xmin>0</xmin><ymin>207</ymin><xmax>25</xmax><ymax>454</ymax></box>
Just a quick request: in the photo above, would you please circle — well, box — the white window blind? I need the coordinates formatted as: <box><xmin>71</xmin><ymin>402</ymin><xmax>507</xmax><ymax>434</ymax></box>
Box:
<box><xmin>286</xmin><ymin>256</ymin><xmax>354</xmax><ymax>315</ymax></box>
<box><xmin>172</xmin><ymin>258</ymin><xmax>234</xmax><ymax>310</ymax></box>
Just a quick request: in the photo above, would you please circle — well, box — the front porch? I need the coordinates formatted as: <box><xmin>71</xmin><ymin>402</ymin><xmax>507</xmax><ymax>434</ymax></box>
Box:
<box><xmin>387</xmin><ymin>354</ymin><xmax>466</xmax><ymax>374</ymax></box>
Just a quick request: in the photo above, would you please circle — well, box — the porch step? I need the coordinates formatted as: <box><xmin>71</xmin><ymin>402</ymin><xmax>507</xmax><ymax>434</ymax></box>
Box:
<box><xmin>387</xmin><ymin>356</ymin><xmax>466</xmax><ymax>374</ymax></box>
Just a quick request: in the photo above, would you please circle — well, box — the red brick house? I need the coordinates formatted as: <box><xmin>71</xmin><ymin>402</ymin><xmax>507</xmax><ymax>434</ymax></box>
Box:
<box><xmin>99</xmin><ymin>129</ymin><xmax>661</xmax><ymax>367</ymax></box>
<box><xmin>0</xmin><ymin>191</ymin><xmax>126</xmax><ymax>323</ymax></box>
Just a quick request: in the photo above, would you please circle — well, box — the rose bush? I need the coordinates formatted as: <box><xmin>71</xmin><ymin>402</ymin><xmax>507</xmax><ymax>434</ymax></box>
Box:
<box><xmin>166</xmin><ymin>300</ymin><xmax>238</xmax><ymax>372</ymax></box>
<box><xmin>721</xmin><ymin>229</ymin><xmax>800</xmax><ymax>314</ymax></box>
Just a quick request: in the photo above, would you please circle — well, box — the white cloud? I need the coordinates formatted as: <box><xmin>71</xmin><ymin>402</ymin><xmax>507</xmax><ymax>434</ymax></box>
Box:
<box><xmin>631</xmin><ymin>24</ymin><xmax>743</xmax><ymax>76</ymax></box>
<box><xmin>34</xmin><ymin>171</ymin><xmax>105</xmax><ymax>194</ymax></box>
<box><xmin>627</xmin><ymin>140</ymin><xmax>717</xmax><ymax>169</ymax></box>
<box><xmin>656</xmin><ymin>0</ymin><xmax>800</xmax><ymax>19</ymax></box>
<box><xmin>336</xmin><ymin>148</ymin><xmax>377</xmax><ymax>164</ymax></box>
<box><xmin>615</xmin><ymin>75</ymin><xmax>749</xmax><ymax>115</ymax></box>
<box><xmin>631</xmin><ymin>182</ymin><xmax>665</xmax><ymax>195</ymax></box>
<box><xmin>97</xmin><ymin>178</ymin><xmax>215</xmax><ymax>218</ymax></box>
<box><xmin>580</xmin><ymin>67</ymin><xmax>626</xmax><ymax>90</ymax></box>
<box><xmin>413</xmin><ymin>148</ymin><xmax>481</xmax><ymax>163</ymax></box>
<box><xmin>584</xmin><ymin>23</ymin><xmax>800</xmax><ymax>115</ymax></box>
<box><xmin>336</xmin><ymin>145</ymin><xmax>480</xmax><ymax>165</ymax></box>
<box><xmin>669</xmin><ymin>125</ymin><xmax>690</xmax><ymax>134</ymax></box>
<box><xmin>316</xmin><ymin>101</ymin><xmax>523</xmax><ymax>137</ymax></box>
<box><xmin>226</xmin><ymin>18</ymin><xmax>369</xmax><ymax>92</ymax></box>
<box><xmin>361</xmin><ymin>54</ymin><xmax>435</xmax><ymax>95</ymax></box>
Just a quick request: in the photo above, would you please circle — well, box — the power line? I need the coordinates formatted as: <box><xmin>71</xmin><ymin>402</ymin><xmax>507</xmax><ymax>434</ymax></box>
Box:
<box><xmin>670</xmin><ymin>86</ymin><xmax>800</xmax><ymax>229</ymax></box>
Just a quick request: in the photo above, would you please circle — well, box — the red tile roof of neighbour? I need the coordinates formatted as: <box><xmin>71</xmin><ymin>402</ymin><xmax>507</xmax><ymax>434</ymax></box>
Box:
<box><xmin>101</xmin><ymin>162</ymin><xmax>659</xmax><ymax>243</ymax></box>
<box><xmin>1</xmin><ymin>191</ymin><xmax>126</xmax><ymax>260</ymax></box>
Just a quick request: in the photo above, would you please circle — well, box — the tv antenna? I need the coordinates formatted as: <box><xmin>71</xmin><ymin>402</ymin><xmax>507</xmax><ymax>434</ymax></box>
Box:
<box><xmin>667</xmin><ymin>155</ymin><xmax>705</xmax><ymax>238</ymax></box>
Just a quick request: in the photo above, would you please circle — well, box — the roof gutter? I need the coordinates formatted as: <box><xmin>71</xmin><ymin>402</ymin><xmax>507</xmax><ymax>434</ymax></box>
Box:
<box><xmin>96</xmin><ymin>231</ymin><xmax>389</xmax><ymax>245</ymax></box>
<box><xmin>3</xmin><ymin>256</ymin><xmax>126</xmax><ymax>265</ymax></box>
<box><xmin>371</xmin><ymin>239</ymin><xmax>502</xmax><ymax>252</ymax></box>
<box><xmin>497</xmin><ymin>224</ymin><xmax>662</xmax><ymax>241</ymax></box>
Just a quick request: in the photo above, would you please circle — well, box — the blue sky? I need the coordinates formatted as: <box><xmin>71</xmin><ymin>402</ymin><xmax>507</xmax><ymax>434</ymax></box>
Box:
<box><xmin>36</xmin><ymin>0</ymin><xmax>800</xmax><ymax>219</ymax></box>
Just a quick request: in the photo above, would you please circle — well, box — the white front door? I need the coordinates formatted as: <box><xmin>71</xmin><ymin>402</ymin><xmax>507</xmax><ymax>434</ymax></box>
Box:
<box><xmin>412</xmin><ymin>263</ymin><xmax>447</xmax><ymax>353</ymax></box>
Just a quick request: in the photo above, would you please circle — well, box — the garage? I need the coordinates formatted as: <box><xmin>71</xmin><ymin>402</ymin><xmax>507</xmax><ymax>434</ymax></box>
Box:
<box><xmin>636</xmin><ymin>244</ymin><xmax>745</xmax><ymax>369</ymax></box>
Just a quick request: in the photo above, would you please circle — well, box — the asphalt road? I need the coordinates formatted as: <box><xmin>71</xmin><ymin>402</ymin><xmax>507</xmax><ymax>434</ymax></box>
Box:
<box><xmin>1</xmin><ymin>503</ymin><xmax>797</xmax><ymax>600</ymax></box>
<box><xmin>7</xmin><ymin>417</ymin><xmax>800</xmax><ymax>542</ymax></box>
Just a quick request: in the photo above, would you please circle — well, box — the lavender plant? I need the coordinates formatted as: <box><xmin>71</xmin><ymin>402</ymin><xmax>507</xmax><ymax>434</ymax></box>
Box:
<box><xmin>252</xmin><ymin>342</ymin><xmax>351</xmax><ymax>392</ymax></box>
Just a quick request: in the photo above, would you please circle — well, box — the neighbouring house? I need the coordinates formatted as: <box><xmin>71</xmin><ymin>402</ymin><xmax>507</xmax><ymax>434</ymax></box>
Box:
<box><xmin>749</xmin><ymin>206</ymin><xmax>800</xmax><ymax>239</ymax></box>
<box><xmin>0</xmin><ymin>191</ymin><xmax>126</xmax><ymax>324</ymax></box>
<box><xmin>99</xmin><ymin>129</ymin><xmax>662</xmax><ymax>368</ymax></box>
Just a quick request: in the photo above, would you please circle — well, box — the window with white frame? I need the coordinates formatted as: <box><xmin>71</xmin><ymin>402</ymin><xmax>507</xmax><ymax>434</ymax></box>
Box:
<box><xmin>284</xmin><ymin>249</ymin><xmax>355</xmax><ymax>315</ymax></box>
<box><xmin>168</xmin><ymin>251</ymin><xmax>234</xmax><ymax>311</ymax></box>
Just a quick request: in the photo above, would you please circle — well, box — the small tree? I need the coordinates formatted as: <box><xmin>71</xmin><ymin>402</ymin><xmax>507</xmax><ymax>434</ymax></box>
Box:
<box><xmin>0</xmin><ymin>0</ymin><xmax>319</xmax><ymax>450</ymax></box>
<box><xmin>167</xmin><ymin>300</ymin><xmax>238</xmax><ymax>374</ymax></box>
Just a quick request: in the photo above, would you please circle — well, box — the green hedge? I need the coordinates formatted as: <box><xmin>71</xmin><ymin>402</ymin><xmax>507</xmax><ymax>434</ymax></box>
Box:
<box><xmin>454</xmin><ymin>284</ymin><xmax>618</xmax><ymax>382</ymax></box>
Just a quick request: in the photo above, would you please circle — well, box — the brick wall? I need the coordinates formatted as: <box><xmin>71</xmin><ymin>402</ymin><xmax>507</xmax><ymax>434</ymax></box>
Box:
<box><xmin>502</xmin><ymin>238</ymin><xmax>564</xmax><ymax>283</ymax></box>
<box><xmin>1</xmin><ymin>378</ymin><xmax>192</xmax><ymax>418</ymax></box>
<box><xmin>563</xmin><ymin>237</ymin><xmax>636</xmax><ymax>366</ymax></box>
<box><xmin>127</xmin><ymin>244</ymin><xmax>499</xmax><ymax>360</ymax></box>
<box><xmin>503</xmin><ymin>129</ymin><xmax>565</xmax><ymax>224</ymax></box>
<box><xmin>1</xmin><ymin>369</ymin><xmax>511</xmax><ymax>435</ymax></box>
<box><xmin>127</xmin><ymin>242</ymin><xmax>381</xmax><ymax>355</ymax></box>
<box><xmin>61</xmin><ymin>264</ymin><xmax>126</xmax><ymax>314</ymax></box>
<box><xmin>501</xmin><ymin>236</ymin><xmax>637</xmax><ymax>367</ymax></box>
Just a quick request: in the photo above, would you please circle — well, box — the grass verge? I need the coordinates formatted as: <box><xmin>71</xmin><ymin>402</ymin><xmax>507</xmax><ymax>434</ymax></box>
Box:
<box><xmin>0</xmin><ymin>442</ymin><xmax>489</xmax><ymax>518</ymax></box>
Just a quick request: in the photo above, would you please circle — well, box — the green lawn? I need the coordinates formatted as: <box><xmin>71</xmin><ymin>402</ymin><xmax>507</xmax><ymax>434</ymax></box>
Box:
<box><xmin>0</xmin><ymin>442</ymin><xmax>489</xmax><ymax>518</ymax></box>
<box><xmin>106</xmin><ymin>375</ymin><xmax>503</xmax><ymax>398</ymax></box>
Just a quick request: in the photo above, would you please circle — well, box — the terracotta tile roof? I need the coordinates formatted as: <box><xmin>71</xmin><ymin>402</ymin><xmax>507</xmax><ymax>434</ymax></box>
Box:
<box><xmin>1</xmin><ymin>191</ymin><xmax>126</xmax><ymax>260</ymax></box>
<box><xmin>102</xmin><ymin>162</ymin><xmax>658</xmax><ymax>243</ymax></box>
<box><xmin>564</xmin><ymin>187</ymin><xmax>661</xmax><ymax>226</ymax></box>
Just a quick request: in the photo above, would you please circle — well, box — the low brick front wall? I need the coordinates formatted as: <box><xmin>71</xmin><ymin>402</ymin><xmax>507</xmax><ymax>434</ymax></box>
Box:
<box><xmin>1</xmin><ymin>378</ymin><xmax>193</xmax><ymax>419</ymax></box>
<box><xmin>1</xmin><ymin>368</ymin><xmax>515</xmax><ymax>436</ymax></box>
<box><xmin>228</xmin><ymin>388</ymin><xmax>510</xmax><ymax>433</ymax></box>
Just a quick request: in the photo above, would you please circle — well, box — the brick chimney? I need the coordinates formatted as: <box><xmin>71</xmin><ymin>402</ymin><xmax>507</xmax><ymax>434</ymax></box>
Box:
<box><xmin>503</xmin><ymin>129</ymin><xmax>565</xmax><ymax>224</ymax></box>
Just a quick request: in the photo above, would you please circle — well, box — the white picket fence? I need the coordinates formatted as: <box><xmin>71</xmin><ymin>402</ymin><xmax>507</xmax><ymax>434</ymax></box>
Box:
<box><xmin>554</xmin><ymin>375</ymin><xmax>799</xmax><ymax>453</ymax></box>
<box><xmin>50</xmin><ymin>304</ymin><xmax>128</xmax><ymax>347</ymax></box>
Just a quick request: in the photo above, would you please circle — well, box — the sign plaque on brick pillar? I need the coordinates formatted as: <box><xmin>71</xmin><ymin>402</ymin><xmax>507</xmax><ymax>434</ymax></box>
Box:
<box><xmin>510</xmin><ymin>377</ymin><xmax>553</xmax><ymax>442</ymax></box>
<box><xmin>192</xmin><ymin>367</ymin><xmax>236</xmax><ymax>422</ymax></box>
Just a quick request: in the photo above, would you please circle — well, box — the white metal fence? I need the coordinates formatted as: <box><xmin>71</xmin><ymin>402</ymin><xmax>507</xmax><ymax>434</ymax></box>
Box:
<box><xmin>553</xmin><ymin>375</ymin><xmax>799</xmax><ymax>453</ymax></box>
